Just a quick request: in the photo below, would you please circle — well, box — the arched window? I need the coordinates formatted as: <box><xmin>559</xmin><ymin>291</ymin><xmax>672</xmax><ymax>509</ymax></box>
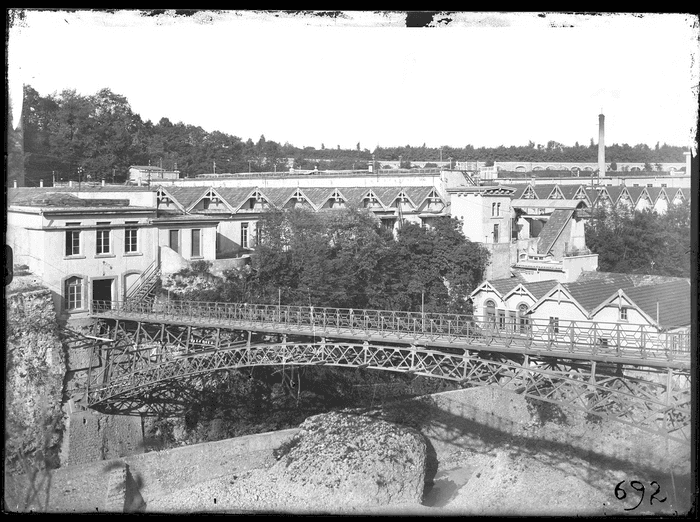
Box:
<box><xmin>518</xmin><ymin>303</ymin><xmax>530</xmax><ymax>333</ymax></box>
<box><xmin>64</xmin><ymin>276</ymin><xmax>84</xmax><ymax>311</ymax></box>
<box><xmin>484</xmin><ymin>300</ymin><xmax>496</xmax><ymax>324</ymax></box>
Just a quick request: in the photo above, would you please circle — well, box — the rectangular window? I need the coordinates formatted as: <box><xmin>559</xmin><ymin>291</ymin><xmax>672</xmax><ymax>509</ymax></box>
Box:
<box><xmin>191</xmin><ymin>229</ymin><xmax>201</xmax><ymax>257</ymax></box>
<box><xmin>169</xmin><ymin>230</ymin><xmax>179</xmax><ymax>253</ymax></box>
<box><xmin>549</xmin><ymin>316</ymin><xmax>559</xmax><ymax>334</ymax></box>
<box><xmin>619</xmin><ymin>307</ymin><xmax>628</xmax><ymax>321</ymax></box>
<box><xmin>65</xmin><ymin>276</ymin><xmax>83</xmax><ymax>311</ymax></box>
<box><xmin>124</xmin><ymin>222</ymin><xmax>138</xmax><ymax>253</ymax></box>
<box><xmin>519</xmin><ymin>314</ymin><xmax>530</xmax><ymax>334</ymax></box>
<box><xmin>65</xmin><ymin>223</ymin><xmax>81</xmax><ymax>256</ymax></box>
<box><xmin>493</xmin><ymin>223</ymin><xmax>499</xmax><ymax>243</ymax></box>
<box><xmin>96</xmin><ymin>223</ymin><xmax>111</xmax><ymax>255</ymax></box>
<box><xmin>497</xmin><ymin>310</ymin><xmax>506</xmax><ymax>330</ymax></box>
<box><xmin>241</xmin><ymin>222</ymin><xmax>249</xmax><ymax>249</ymax></box>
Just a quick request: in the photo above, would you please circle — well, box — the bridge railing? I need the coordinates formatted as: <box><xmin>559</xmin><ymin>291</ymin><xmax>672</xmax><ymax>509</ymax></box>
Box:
<box><xmin>90</xmin><ymin>299</ymin><xmax>690</xmax><ymax>361</ymax></box>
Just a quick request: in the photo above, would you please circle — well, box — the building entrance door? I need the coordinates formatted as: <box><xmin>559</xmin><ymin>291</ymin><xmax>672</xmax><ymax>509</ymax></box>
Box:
<box><xmin>92</xmin><ymin>279</ymin><xmax>113</xmax><ymax>311</ymax></box>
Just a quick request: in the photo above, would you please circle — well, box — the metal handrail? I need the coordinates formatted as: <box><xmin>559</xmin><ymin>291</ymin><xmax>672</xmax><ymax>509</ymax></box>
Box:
<box><xmin>90</xmin><ymin>299</ymin><xmax>691</xmax><ymax>362</ymax></box>
<box><xmin>125</xmin><ymin>260</ymin><xmax>160</xmax><ymax>301</ymax></box>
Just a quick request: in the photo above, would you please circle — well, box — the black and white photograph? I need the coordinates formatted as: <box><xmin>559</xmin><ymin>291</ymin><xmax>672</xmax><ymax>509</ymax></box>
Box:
<box><xmin>5</xmin><ymin>9</ymin><xmax>698</xmax><ymax>515</ymax></box>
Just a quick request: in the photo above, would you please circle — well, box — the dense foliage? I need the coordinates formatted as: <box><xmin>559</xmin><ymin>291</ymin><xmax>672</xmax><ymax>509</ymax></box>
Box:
<box><xmin>21</xmin><ymin>86</ymin><xmax>687</xmax><ymax>186</ymax></box>
<box><xmin>585</xmin><ymin>200</ymin><xmax>691</xmax><ymax>278</ymax></box>
<box><xmin>169</xmin><ymin>207</ymin><xmax>489</xmax><ymax>314</ymax></box>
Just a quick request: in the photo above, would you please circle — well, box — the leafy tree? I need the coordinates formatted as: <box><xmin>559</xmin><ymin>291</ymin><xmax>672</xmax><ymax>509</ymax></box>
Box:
<box><xmin>586</xmin><ymin>203</ymin><xmax>690</xmax><ymax>278</ymax></box>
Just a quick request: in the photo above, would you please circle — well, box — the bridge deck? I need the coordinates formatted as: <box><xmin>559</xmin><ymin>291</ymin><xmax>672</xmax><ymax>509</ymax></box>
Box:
<box><xmin>91</xmin><ymin>300</ymin><xmax>690</xmax><ymax>370</ymax></box>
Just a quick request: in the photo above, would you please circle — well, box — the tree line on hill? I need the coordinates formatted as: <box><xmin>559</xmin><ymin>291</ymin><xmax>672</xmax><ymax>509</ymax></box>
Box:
<box><xmin>21</xmin><ymin>86</ymin><xmax>687</xmax><ymax>186</ymax></box>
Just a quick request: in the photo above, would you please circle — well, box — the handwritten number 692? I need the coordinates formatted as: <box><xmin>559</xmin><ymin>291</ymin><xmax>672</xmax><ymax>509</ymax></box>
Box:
<box><xmin>615</xmin><ymin>480</ymin><xmax>667</xmax><ymax>510</ymax></box>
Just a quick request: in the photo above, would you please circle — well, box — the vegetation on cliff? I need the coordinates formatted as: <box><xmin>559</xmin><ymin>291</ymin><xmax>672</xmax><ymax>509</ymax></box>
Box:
<box><xmin>5</xmin><ymin>280</ymin><xmax>67</xmax><ymax>474</ymax></box>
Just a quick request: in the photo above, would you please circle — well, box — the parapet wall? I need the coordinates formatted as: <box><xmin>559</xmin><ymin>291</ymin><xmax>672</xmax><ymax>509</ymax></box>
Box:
<box><xmin>5</xmin><ymin>427</ymin><xmax>299</xmax><ymax>512</ymax></box>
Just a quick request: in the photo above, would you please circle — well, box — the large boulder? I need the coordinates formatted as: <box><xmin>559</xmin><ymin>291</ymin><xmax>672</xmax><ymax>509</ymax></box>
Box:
<box><xmin>223</xmin><ymin>411</ymin><xmax>428</xmax><ymax>513</ymax></box>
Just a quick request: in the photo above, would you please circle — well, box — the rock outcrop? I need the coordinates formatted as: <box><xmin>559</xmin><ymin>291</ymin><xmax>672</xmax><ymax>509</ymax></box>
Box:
<box><xmin>213</xmin><ymin>411</ymin><xmax>429</xmax><ymax>513</ymax></box>
<box><xmin>5</xmin><ymin>279</ymin><xmax>67</xmax><ymax>475</ymax></box>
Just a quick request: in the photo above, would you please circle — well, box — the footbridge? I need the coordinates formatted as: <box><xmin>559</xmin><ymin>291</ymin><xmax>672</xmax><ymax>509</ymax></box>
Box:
<box><xmin>67</xmin><ymin>299</ymin><xmax>692</xmax><ymax>442</ymax></box>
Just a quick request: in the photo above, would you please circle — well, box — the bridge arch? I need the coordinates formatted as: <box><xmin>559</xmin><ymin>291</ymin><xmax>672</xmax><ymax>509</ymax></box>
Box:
<box><xmin>79</xmin><ymin>337</ymin><xmax>690</xmax><ymax>443</ymax></box>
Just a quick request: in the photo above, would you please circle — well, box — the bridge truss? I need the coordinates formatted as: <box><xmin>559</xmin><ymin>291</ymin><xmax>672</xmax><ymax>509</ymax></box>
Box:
<box><xmin>70</xmin><ymin>314</ymin><xmax>692</xmax><ymax>443</ymax></box>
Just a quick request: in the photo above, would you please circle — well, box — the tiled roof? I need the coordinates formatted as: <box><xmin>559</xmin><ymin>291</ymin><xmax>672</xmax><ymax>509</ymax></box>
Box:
<box><xmin>487</xmin><ymin>277</ymin><xmax>522</xmax><ymax>296</ymax></box>
<box><xmin>522</xmin><ymin>280</ymin><xmax>560</xmax><ymax>300</ymax></box>
<box><xmin>575</xmin><ymin>271</ymin><xmax>690</xmax><ymax>288</ymax></box>
<box><xmin>582</xmin><ymin>187</ymin><xmax>599</xmax><ymax>205</ymax></box>
<box><xmin>300</xmin><ymin>187</ymin><xmax>337</xmax><ymax>207</ymax></box>
<box><xmin>533</xmin><ymin>184</ymin><xmax>559</xmax><ymax>199</ymax></box>
<box><xmin>216</xmin><ymin>187</ymin><xmax>261</xmax><ymax>209</ymax></box>
<box><xmin>403</xmin><ymin>186</ymin><xmax>434</xmax><ymax>207</ymax></box>
<box><xmin>512</xmin><ymin>185</ymin><xmax>531</xmax><ymax>199</ymax></box>
<box><xmin>645</xmin><ymin>187</ymin><xmax>663</xmax><ymax>202</ymax></box>
<box><xmin>166</xmin><ymin>186</ymin><xmax>208</xmax><ymax>209</ymax></box>
<box><xmin>624</xmin><ymin>186</ymin><xmax>645</xmax><ymax>202</ymax></box>
<box><xmin>9</xmin><ymin>191</ymin><xmax>133</xmax><ymax>208</ymax></box>
<box><xmin>537</xmin><ymin>209</ymin><xmax>574</xmax><ymax>255</ymax></box>
<box><xmin>561</xmin><ymin>280</ymin><xmax>625</xmax><ymax>312</ymax></box>
<box><xmin>557</xmin><ymin>185</ymin><xmax>581</xmax><ymax>199</ymax></box>
<box><xmin>8</xmin><ymin>186</ymin><xmax>154</xmax><ymax>205</ymax></box>
<box><xmin>623</xmin><ymin>280</ymin><xmax>691</xmax><ymax>328</ymax></box>
<box><xmin>605</xmin><ymin>186</ymin><xmax>624</xmax><ymax>203</ymax></box>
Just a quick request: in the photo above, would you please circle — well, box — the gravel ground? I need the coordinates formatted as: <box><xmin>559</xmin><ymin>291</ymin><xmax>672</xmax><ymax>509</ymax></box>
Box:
<box><xmin>145</xmin><ymin>419</ymin><xmax>692</xmax><ymax>516</ymax></box>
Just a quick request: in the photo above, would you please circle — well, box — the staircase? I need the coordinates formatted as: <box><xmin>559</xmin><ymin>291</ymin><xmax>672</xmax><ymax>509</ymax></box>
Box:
<box><xmin>125</xmin><ymin>260</ymin><xmax>161</xmax><ymax>308</ymax></box>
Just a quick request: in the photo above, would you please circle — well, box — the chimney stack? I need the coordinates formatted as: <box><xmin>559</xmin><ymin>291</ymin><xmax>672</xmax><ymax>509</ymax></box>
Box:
<box><xmin>598</xmin><ymin>113</ymin><xmax>606</xmax><ymax>178</ymax></box>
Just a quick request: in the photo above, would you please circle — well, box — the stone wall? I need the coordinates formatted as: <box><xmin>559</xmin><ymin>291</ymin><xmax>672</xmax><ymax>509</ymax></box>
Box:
<box><xmin>65</xmin><ymin>411</ymin><xmax>145</xmax><ymax>467</ymax></box>
<box><xmin>5</xmin><ymin>427</ymin><xmax>299</xmax><ymax>512</ymax></box>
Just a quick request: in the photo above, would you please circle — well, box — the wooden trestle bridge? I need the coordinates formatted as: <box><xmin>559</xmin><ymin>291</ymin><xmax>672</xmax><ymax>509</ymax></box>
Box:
<box><xmin>67</xmin><ymin>299</ymin><xmax>692</xmax><ymax>443</ymax></box>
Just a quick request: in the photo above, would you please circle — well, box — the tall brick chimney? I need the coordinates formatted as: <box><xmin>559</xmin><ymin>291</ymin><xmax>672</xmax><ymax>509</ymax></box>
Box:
<box><xmin>598</xmin><ymin>113</ymin><xmax>605</xmax><ymax>178</ymax></box>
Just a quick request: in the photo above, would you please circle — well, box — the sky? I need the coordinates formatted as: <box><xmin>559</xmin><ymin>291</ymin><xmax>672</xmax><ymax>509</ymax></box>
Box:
<box><xmin>7</xmin><ymin>10</ymin><xmax>700</xmax><ymax>152</ymax></box>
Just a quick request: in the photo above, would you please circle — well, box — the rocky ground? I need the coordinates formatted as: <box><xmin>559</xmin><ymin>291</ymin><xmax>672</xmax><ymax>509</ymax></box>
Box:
<box><xmin>144</xmin><ymin>396</ymin><xmax>693</xmax><ymax>516</ymax></box>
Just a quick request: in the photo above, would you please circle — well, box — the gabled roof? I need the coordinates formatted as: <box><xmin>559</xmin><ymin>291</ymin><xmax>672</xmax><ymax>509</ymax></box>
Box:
<box><xmin>624</xmin><ymin>186</ymin><xmax>645</xmax><ymax>203</ymax></box>
<box><xmin>503</xmin><ymin>280</ymin><xmax>559</xmax><ymax>302</ymax></box>
<box><xmin>557</xmin><ymin>184</ymin><xmax>583</xmax><ymax>199</ymax></box>
<box><xmin>218</xmin><ymin>186</ymin><xmax>270</xmax><ymax>212</ymax></box>
<box><xmin>404</xmin><ymin>186</ymin><xmax>436</xmax><ymax>207</ymax></box>
<box><xmin>560</xmin><ymin>280</ymin><xmax>629</xmax><ymax>312</ymax></box>
<box><xmin>643</xmin><ymin>186</ymin><xmax>661</xmax><ymax>202</ymax></box>
<box><xmin>669</xmin><ymin>187</ymin><xmax>685</xmax><ymax>201</ymax></box>
<box><xmin>622</xmin><ymin>280</ymin><xmax>691</xmax><ymax>329</ymax></box>
<box><xmin>255</xmin><ymin>187</ymin><xmax>303</xmax><ymax>208</ymax></box>
<box><xmin>537</xmin><ymin>209</ymin><xmax>574</xmax><ymax>254</ymax></box>
<box><xmin>166</xmin><ymin>186</ymin><xmax>209</xmax><ymax>210</ymax></box>
<box><xmin>186</xmin><ymin>187</ymin><xmax>238</xmax><ymax>213</ymax></box>
<box><xmin>605</xmin><ymin>186</ymin><xmax>624</xmax><ymax>204</ymax></box>
<box><xmin>516</xmin><ymin>184</ymin><xmax>538</xmax><ymax>199</ymax></box>
<box><xmin>298</xmin><ymin>187</ymin><xmax>338</xmax><ymax>208</ymax></box>
<box><xmin>586</xmin><ymin>279</ymin><xmax>691</xmax><ymax>329</ymax></box>
<box><xmin>530</xmin><ymin>282</ymin><xmax>592</xmax><ymax>317</ymax></box>
<box><xmin>533</xmin><ymin>184</ymin><xmax>559</xmax><ymax>199</ymax></box>
<box><xmin>373</xmin><ymin>187</ymin><xmax>405</xmax><ymax>208</ymax></box>
<box><xmin>547</xmin><ymin>185</ymin><xmax>566</xmax><ymax>199</ymax></box>
<box><xmin>470</xmin><ymin>276</ymin><xmax>522</xmax><ymax>301</ymax></box>
<box><xmin>583</xmin><ymin>186</ymin><xmax>599</xmax><ymax>203</ymax></box>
